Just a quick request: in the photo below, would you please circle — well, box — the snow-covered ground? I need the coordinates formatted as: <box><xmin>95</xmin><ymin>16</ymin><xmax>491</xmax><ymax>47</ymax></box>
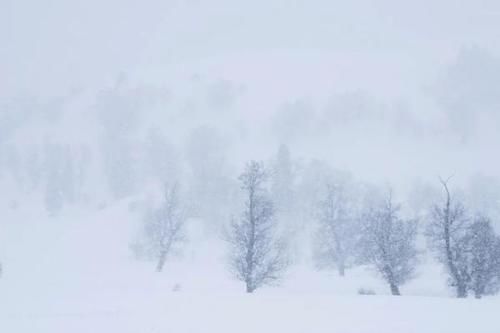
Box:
<box><xmin>3</xmin><ymin>291</ymin><xmax>498</xmax><ymax>333</ymax></box>
<box><xmin>1</xmin><ymin>200</ymin><xmax>498</xmax><ymax>333</ymax></box>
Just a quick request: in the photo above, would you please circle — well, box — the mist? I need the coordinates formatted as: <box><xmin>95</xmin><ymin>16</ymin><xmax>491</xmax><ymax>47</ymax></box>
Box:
<box><xmin>2</xmin><ymin>1</ymin><xmax>500</xmax><ymax>332</ymax></box>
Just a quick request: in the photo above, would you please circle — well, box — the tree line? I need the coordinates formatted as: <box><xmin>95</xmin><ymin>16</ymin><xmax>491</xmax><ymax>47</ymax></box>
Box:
<box><xmin>133</xmin><ymin>160</ymin><xmax>500</xmax><ymax>298</ymax></box>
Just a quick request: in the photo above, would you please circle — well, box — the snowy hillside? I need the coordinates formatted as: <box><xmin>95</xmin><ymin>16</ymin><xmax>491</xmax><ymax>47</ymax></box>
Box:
<box><xmin>1</xmin><ymin>200</ymin><xmax>499</xmax><ymax>333</ymax></box>
<box><xmin>3</xmin><ymin>0</ymin><xmax>500</xmax><ymax>332</ymax></box>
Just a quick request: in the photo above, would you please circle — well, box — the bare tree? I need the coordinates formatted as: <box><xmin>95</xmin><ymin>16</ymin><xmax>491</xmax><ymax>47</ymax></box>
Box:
<box><xmin>426</xmin><ymin>177</ymin><xmax>471</xmax><ymax>298</ymax></box>
<box><xmin>464</xmin><ymin>216</ymin><xmax>500</xmax><ymax>298</ymax></box>
<box><xmin>134</xmin><ymin>183</ymin><xmax>186</xmax><ymax>272</ymax></box>
<box><xmin>315</xmin><ymin>183</ymin><xmax>359</xmax><ymax>276</ymax></box>
<box><xmin>360</xmin><ymin>189</ymin><xmax>418</xmax><ymax>296</ymax></box>
<box><xmin>226</xmin><ymin>161</ymin><xmax>288</xmax><ymax>293</ymax></box>
<box><xmin>271</xmin><ymin>144</ymin><xmax>295</xmax><ymax>217</ymax></box>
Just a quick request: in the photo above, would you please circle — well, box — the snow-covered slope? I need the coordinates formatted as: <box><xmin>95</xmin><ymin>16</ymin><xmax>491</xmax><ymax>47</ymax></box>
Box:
<box><xmin>1</xmin><ymin>200</ymin><xmax>498</xmax><ymax>333</ymax></box>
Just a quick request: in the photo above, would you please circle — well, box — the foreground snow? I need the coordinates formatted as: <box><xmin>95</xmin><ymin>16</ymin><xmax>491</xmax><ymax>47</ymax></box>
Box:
<box><xmin>1</xmin><ymin>201</ymin><xmax>498</xmax><ymax>333</ymax></box>
<box><xmin>2</xmin><ymin>291</ymin><xmax>498</xmax><ymax>333</ymax></box>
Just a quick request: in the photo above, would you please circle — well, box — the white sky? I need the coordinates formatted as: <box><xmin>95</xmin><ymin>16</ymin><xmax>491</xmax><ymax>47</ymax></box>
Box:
<box><xmin>3</xmin><ymin>0</ymin><xmax>500</xmax><ymax>97</ymax></box>
<box><xmin>2</xmin><ymin>0</ymin><xmax>500</xmax><ymax>187</ymax></box>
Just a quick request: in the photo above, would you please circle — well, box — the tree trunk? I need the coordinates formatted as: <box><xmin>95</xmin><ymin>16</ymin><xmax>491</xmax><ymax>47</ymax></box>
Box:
<box><xmin>390</xmin><ymin>283</ymin><xmax>401</xmax><ymax>296</ymax></box>
<box><xmin>333</xmin><ymin>232</ymin><xmax>345</xmax><ymax>277</ymax></box>
<box><xmin>456</xmin><ymin>284</ymin><xmax>468</xmax><ymax>298</ymax></box>
<box><xmin>385</xmin><ymin>266</ymin><xmax>400</xmax><ymax>295</ymax></box>
<box><xmin>442</xmin><ymin>180</ymin><xmax>466</xmax><ymax>299</ymax></box>
<box><xmin>338</xmin><ymin>261</ymin><xmax>345</xmax><ymax>277</ymax></box>
<box><xmin>473</xmin><ymin>284</ymin><xmax>484</xmax><ymax>299</ymax></box>
<box><xmin>156</xmin><ymin>251</ymin><xmax>167</xmax><ymax>272</ymax></box>
<box><xmin>245</xmin><ymin>188</ymin><xmax>256</xmax><ymax>293</ymax></box>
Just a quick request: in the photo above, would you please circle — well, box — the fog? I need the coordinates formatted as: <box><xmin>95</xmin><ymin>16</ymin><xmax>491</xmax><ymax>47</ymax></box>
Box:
<box><xmin>2</xmin><ymin>1</ymin><xmax>500</xmax><ymax>332</ymax></box>
<box><xmin>3</xmin><ymin>1</ymin><xmax>500</xmax><ymax>186</ymax></box>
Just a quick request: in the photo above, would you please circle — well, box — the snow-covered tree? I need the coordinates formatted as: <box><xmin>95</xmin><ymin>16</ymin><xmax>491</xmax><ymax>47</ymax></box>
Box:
<box><xmin>96</xmin><ymin>80</ymin><xmax>144</xmax><ymax>199</ymax></box>
<box><xmin>143</xmin><ymin>128</ymin><xmax>179</xmax><ymax>186</ymax></box>
<box><xmin>464</xmin><ymin>216</ymin><xmax>500</xmax><ymax>298</ymax></box>
<box><xmin>360</xmin><ymin>189</ymin><xmax>418</xmax><ymax>295</ymax></box>
<box><xmin>42</xmin><ymin>143</ymin><xmax>81</xmax><ymax>215</ymax></box>
<box><xmin>271</xmin><ymin>144</ymin><xmax>294</xmax><ymax>217</ymax></box>
<box><xmin>226</xmin><ymin>161</ymin><xmax>288</xmax><ymax>293</ymax></box>
<box><xmin>43</xmin><ymin>143</ymin><xmax>65</xmax><ymax>215</ymax></box>
<box><xmin>44</xmin><ymin>169</ymin><xmax>63</xmax><ymax>215</ymax></box>
<box><xmin>60</xmin><ymin>146</ymin><xmax>76</xmax><ymax>204</ymax></box>
<box><xmin>25</xmin><ymin>145</ymin><xmax>43</xmax><ymax>191</ymax></box>
<box><xmin>315</xmin><ymin>183</ymin><xmax>359</xmax><ymax>276</ymax></box>
<box><xmin>134</xmin><ymin>183</ymin><xmax>187</xmax><ymax>272</ymax></box>
<box><xmin>426</xmin><ymin>178</ymin><xmax>471</xmax><ymax>298</ymax></box>
<box><xmin>101</xmin><ymin>138</ymin><xmax>138</xmax><ymax>199</ymax></box>
<box><xmin>186</xmin><ymin>126</ymin><xmax>233</xmax><ymax>230</ymax></box>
